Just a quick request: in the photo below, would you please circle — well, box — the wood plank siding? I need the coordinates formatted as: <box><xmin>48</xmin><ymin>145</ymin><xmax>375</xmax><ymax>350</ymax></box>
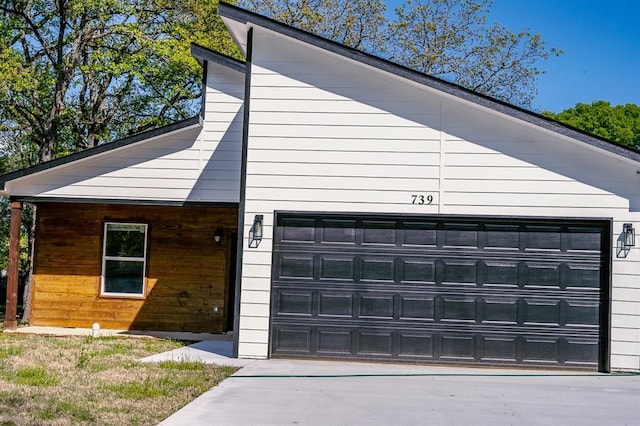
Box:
<box><xmin>30</xmin><ymin>203</ymin><xmax>238</xmax><ymax>332</ymax></box>
<box><xmin>236</xmin><ymin>28</ymin><xmax>640</xmax><ymax>370</ymax></box>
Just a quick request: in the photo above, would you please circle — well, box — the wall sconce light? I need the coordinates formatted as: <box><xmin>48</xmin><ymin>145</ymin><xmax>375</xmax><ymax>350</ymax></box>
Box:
<box><xmin>623</xmin><ymin>223</ymin><xmax>635</xmax><ymax>248</ymax></box>
<box><xmin>214</xmin><ymin>228</ymin><xmax>223</xmax><ymax>243</ymax></box>
<box><xmin>248</xmin><ymin>215</ymin><xmax>263</xmax><ymax>248</ymax></box>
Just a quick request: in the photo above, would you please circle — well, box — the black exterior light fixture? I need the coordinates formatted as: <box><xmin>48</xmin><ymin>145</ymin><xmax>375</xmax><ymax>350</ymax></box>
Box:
<box><xmin>249</xmin><ymin>215</ymin><xmax>263</xmax><ymax>248</ymax></box>
<box><xmin>623</xmin><ymin>223</ymin><xmax>635</xmax><ymax>248</ymax></box>
<box><xmin>214</xmin><ymin>228</ymin><xmax>223</xmax><ymax>243</ymax></box>
<box><xmin>617</xmin><ymin>223</ymin><xmax>636</xmax><ymax>258</ymax></box>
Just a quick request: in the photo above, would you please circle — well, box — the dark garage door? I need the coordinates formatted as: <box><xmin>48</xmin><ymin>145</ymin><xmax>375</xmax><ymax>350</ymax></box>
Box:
<box><xmin>270</xmin><ymin>213</ymin><xmax>610</xmax><ymax>370</ymax></box>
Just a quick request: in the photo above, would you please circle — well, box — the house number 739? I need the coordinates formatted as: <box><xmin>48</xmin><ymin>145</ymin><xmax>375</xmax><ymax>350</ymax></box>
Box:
<box><xmin>411</xmin><ymin>194</ymin><xmax>434</xmax><ymax>205</ymax></box>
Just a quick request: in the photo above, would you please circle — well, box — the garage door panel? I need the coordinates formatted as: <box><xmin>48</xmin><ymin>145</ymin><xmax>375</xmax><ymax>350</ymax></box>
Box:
<box><xmin>280</xmin><ymin>218</ymin><xmax>316</xmax><ymax>242</ymax></box>
<box><xmin>484</xmin><ymin>260</ymin><xmax>520</xmax><ymax>286</ymax></box>
<box><xmin>522</xmin><ymin>337</ymin><xmax>561</xmax><ymax>364</ymax></box>
<box><xmin>440</xmin><ymin>296</ymin><xmax>478</xmax><ymax>322</ymax></box>
<box><xmin>274</xmin><ymin>327</ymin><xmax>313</xmax><ymax>353</ymax></box>
<box><xmin>271</xmin><ymin>323</ymin><xmax>602</xmax><ymax>362</ymax></box>
<box><xmin>441</xmin><ymin>259</ymin><xmax>478</xmax><ymax>284</ymax></box>
<box><xmin>398</xmin><ymin>333</ymin><xmax>435</xmax><ymax>358</ymax></box>
<box><xmin>482</xmin><ymin>298</ymin><xmax>519</xmax><ymax>324</ymax></box>
<box><xmin>522</xmin><ymin>300</ymin><xmax>562</xmax><ymax>325</ymax></box>
<box><xmin>359</xmin><ymin>331</ymin><xmax>394</xmax><ymax>355</ymax></box>
<box><xmin>443</xmin><ymin>223</ymin><xmax>480</xmax><ymax>247</ymax></box>
<box><xmin>319</xmin><ymin>256</ymin><xmax>355</xmax><ymax>280</ymax></box>
<box><xmin>318</xmin><ymin>293</ymin><xmax>354</xmax><ymax>317</ymax></box>
<box><xmin>401</xmin><ymin>223</ymin><xmax>438</xmax><ymax>246</ymax></box>
<box><xmin>271</xmin><ymin>214</ymin><xmax>608</xmax><ymax>369</ymax></box>
<box><xmin>360</xmin><ymin>294</ymin><xmax>395</xmax><ymax>318</ymax></box>
<box><xmin>525</xmin><ymin>226</ymin><xmax>562</xmax><ymax>250</ymax></box>
<box><xmin>278</xmin><ymin>255</ymin><xmax>314</xmax><ymax>279</ymax></box>
<box><xmin>440</xmin><ymin>334</ymin><xmax>477</xmax><ymax>361</ymax></box>
<box><xmin>320</xmin><ymin>219</ymin><xmax>357</xmax><ymax>243</ymax></box>
<box><xmin>480</xmin><ymin>336</ymin><xmax>518</xmax><ymax>362</ymax></box>
<box><xmin>566</xmin><ymin>227</ymin><xmax>602</xmax><ymax>251</ymax></box>
<box><xmin>361</xmin><ymin>221</ymin><xmax>397</xmax><ymax>245</ymax></box>
<box><xmin>400</xmin><ymin>259</ymin><xmax>437</xmax><ymax>283</ymax></box>
<box><xmin>361</xmin><ymin>258</ymin><xmax>395</xmax><ymax>282</ymax></box>
<box><xmin>563</xmin><ymin>339</ymin><xmax>600</xmax><ymax>364</ymax></box>
<box><xmin>317</xmin><ymin>329</ymin><xmax>353</xmax><ymax>355</ymax></box>
<box><xmin>485</xmin><ymin>225</ymin><xmax>520</xmax><ymax>249</ymax></box>
<box><xmin>565</xmin><ymin>302</ymin><xmax>600</xmax><ymax>326</ymax></box>
<box><xmin>399</xmin><ymin>296</ymin><xmax>436</xmax><ymax>320</ymax></box>
<box><xmin>566</xmin><ymin>265</ymin><xmax>601</xmax><ymax>288</ymax></box>
<box><xmin>523</xmin><ymin>262</ymin><xmax>561</xmax><ymax>287</ymax></box>
<box><xmin>276</xmin><ymin>291</ymin><xmax>313</xmax><ymax>316</ymax></box>
<box><xmin>273</xmin><ymin>283</ymin><xmax>600</xmax><ymax>327</ymax></box>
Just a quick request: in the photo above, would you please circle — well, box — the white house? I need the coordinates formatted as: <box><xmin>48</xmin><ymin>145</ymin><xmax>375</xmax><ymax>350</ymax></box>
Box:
<box><xmin>1</xmin><ymin>3</ymin><xmax>638</xmax><ymax>372</ymax></box>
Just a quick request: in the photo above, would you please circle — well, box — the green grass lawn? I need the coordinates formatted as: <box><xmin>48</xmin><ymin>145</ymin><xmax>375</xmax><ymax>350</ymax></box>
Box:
<box><xmin>0</xmin><ymin>334</ymin><xmax>237</xmax><ymax>425</ymax></box>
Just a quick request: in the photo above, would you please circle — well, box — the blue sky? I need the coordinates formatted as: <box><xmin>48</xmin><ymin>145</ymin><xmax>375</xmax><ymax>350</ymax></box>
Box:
<box><xmin>386</xmin><ymin>0</ymin><xmax>640</xmax><ymax>112</ymax></box>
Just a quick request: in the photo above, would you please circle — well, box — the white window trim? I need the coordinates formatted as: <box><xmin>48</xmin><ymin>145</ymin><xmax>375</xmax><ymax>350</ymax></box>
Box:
<box><xmin>100</xmin><ymin>222</ymin><xmax>148</xmax><ymax>298</ymax></box>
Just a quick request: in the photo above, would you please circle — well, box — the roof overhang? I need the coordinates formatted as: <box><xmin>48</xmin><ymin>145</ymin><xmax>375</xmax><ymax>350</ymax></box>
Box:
<box><xmin>190</xmin><ymin>43</ymin><xmax>246</xmax><ymax>74</ymax></box>
<box><xmin>0</xmin><ymin>116</ymin><xmax>202</xmax><ymax>196</ymax></box>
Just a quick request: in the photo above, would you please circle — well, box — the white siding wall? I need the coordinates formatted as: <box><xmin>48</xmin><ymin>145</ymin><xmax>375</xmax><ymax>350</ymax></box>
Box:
<box><xmin>237</xmin><ymin>27</ymin><xmax>640</xmax><ymax>371</ymax></box>
<box><xmin>6</xmin><ymin>63</ymin><xmax>244</xmax><ymax>204</ymax></box>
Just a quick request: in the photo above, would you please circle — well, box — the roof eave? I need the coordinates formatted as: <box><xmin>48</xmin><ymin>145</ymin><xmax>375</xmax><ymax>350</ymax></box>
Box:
<box><xmin>190</xmin><ymin>43</ymin><xmax>246</xmax><ymax>74</ymax></box>
<box><xmin>0</xmin><ymin>116</ymin><xmax>202</xmax><ymax>191</ymax></box>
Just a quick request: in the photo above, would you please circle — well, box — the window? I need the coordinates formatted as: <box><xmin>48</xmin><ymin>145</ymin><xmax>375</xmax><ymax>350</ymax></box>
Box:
<box><xmin>101</xmin><ymin>223</ymin><xmax>148</xmax><ymax>297</ymax></box>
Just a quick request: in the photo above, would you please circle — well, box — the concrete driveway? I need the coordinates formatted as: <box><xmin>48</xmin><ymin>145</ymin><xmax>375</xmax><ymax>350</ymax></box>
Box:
<box><xmin>159</xmin><ymin>359</ymin><xmax>640</xmax><ymax>426</ymax></box>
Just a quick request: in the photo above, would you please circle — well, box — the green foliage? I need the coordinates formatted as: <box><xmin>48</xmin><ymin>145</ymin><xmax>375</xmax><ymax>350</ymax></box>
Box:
<box><xmin>0</xmin><ymin>0</ymin><xmax>240</xmax><ymax>165</ymax></box>
<box><xmin>105</xmin><ymin>376</ymin><xmax>175</xmax><ymax>399</ymax></box>
<box><xmin>390</xmin><ymin>0</ymin><xmax>561</xmax><ymax>107</ymax></box>
<box><xmin>544</xmin><ymin>101</ymin><xmax>640</xmax><ymax>149</ymax></box>
<box><xmin>0</xmin><ymin>345</ymin><xmax>22</xmax><ymax>359</ymax></box>
<box><xmin>158</xmin><ymin>360</ymin><xmax>207</xmax><ymax>371</ymax></box>
<box><xmin>36</xmin><ymin>398</ymin><xmax>95</xmax><ymax>422</ymax></box>
<box><xmin>10</xmin><ymin>366</ymin><xmax>59</xmax><ymax>387</ymax></box>
<box><xmin>243</xmin><ymin>0</ymin><xmax>387</xmax><ymax>52</ymax></box>
<box><xmin>144</xmin><ymin>338</ymin><xmax>185</xmax><ymax>353</ymax></box>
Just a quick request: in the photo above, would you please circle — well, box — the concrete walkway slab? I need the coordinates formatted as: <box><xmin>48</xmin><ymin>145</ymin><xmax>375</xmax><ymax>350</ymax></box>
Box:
<box><xmin>140</xmin><ymin>340</ymin><xmax>251</xmax><ymax>367</ymax></box>
<box><xmin>160</xmin><ymin>359</ymin><xmax>640</xmax><ymax>426</ymax></box>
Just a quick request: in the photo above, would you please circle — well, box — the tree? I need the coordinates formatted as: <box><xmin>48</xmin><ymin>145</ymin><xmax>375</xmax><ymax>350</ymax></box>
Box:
<box><xmin>0</xmin><ymin>0</ymin><xmax>240</xmax><ymax>164</ymax></box>
<box><xmin>387</xmin><ymin>0</ymin><xmax>560</xmax><ymax>107</ymax></box>
<box><xmin>544</xmin><ymin>101</ymin><xmax>640</xmax><ymax>150</ymax></box>
<box><xmin>241</xmin><ymin>0</ymin><xmax>561</xmax><ymax>108</ymax></box>
<box><xmin>241</xmin><ymin>0</ymin><xmax>387</xmax><ymax>52</ymax></box>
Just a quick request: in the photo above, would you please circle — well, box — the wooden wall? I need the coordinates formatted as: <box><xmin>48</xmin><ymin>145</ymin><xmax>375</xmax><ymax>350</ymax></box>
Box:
<box><xmin>30</xmin><ymin>202</ymin><xmax>238</xmax><ymax>333</ymax></box>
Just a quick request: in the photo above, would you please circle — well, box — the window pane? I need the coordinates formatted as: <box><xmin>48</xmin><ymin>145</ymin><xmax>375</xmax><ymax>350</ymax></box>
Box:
<box><xmin>104</xmin><ymin>260</ymin><xmax>144</xmax><ymax>294</ymax></box>
<box><xmin>106</xmin><ymin>224</ymin><xmax>146</xmax><ymax>257</ymax></box>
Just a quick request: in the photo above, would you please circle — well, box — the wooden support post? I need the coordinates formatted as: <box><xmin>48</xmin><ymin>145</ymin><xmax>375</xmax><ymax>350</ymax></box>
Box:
<box><xmin>3</xmin><ymin>201</ymin><xmax>22</xmax><ymax>330</ymax></box>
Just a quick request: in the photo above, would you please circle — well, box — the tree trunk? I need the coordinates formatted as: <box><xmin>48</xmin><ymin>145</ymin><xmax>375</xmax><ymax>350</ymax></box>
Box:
<box><xmin>3</xmin><ymin>201</ymin><xmax>22</xmax><ymax>330</ymax></box>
